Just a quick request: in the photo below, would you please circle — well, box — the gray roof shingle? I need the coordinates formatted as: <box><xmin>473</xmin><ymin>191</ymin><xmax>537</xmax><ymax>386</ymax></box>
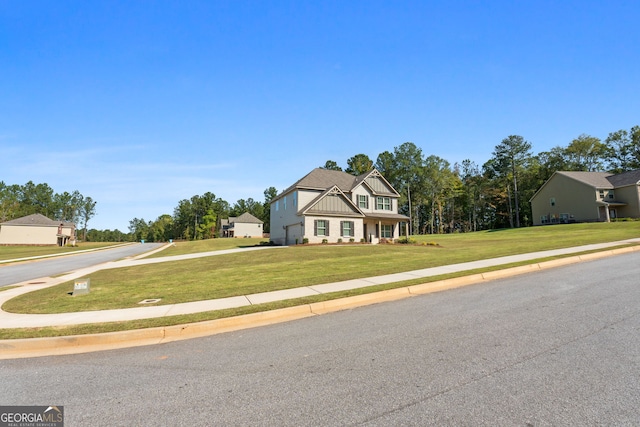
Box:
<box><xmin>606</xmin><ymin>169</ymin><xmax>640</xmax><ymax>187</ymax></box>
<box><xmin>234</xmin><ymin>212</ymin><xmax>263</xmax><ymax>224</ymax></box>
<box><xmin>557</xmin><ymin>171</ymin><xmax>614</xmax><ymax>188</ymax></box>
<box><xmin>1</xmin><ymin>213</ymin><xmax>71</xmax><ymax>226</ymax></box>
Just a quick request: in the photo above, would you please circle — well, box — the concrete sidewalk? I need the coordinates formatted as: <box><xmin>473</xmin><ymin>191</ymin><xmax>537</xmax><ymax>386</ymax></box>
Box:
<box><xmin>2</xmin><ymin>239</ymin><xmax>640</xmax><ymax>329</ymax></box>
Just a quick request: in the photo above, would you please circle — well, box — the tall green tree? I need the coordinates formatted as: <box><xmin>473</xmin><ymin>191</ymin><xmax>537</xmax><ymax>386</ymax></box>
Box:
<box><xmin>422</xmin><ymin>156</ymin><xmax>461</xmax><ymax>234</ymax></box>
<box><xmin>128</xmin><ymin>218</ymin><xmax>149</xmax><ymax>242</ymax></box>
<box><xmin>605</xmin><ymin>126</ymin><xmax>640</xmax><ymax>173</ymax></box>
<box><xmin>488</xmin><ymin>135</ymin><xmax>533</xmax><ymax>228</ymax></box>
<box><xmin>262</xmin><ymin>186</ymin><xmax>278</xmax><ymax>233</ymax></box>
<box><xmin>565</xmin><ymin>134</ymin><xmax>607</xmax><ymax>171</ymax></box>
<box><xmin>458</xmin><ymin>160</ymin><xmax>489</xmax><ymax>232</ymax></box>
<box><xmin>53</xmin><ymin>190</ymin><xmax>84</xmax><ymax>223</ymax></box>
<box><xmin>321</xmin><ymin>160</ymin><xmax>342</xmax><ymax>171</ymax></box>
<box><xmin>149</xmin><ymin>214</ymin><xmax>174</xmax><ymax>242</ymax></box>
<box><xmin>197</xmin><ymin>209</ymin><xmax>217</xmax><ymax>239</ymax></box>
<box><xmin>0</xmin><ymin>182</ymin><xmax>20</xmax><ymax>222</ymax></box>
<box><xmin>19</xmin><ymin>181</ymin><xmax>55</xmax><ymax>218</ymax></box>
<box><xmin>536</xmin><ymin>146</ymin><xmax>571</xmax><ymax>180</ymax></box>
<box><xmin>395</xmin><ymin>142</ymin><xmax>426</xmax><ymax>233</ymax></box>
<box><xmin>231</xmin><ymin>198</ymin><xmax>263</xmax><ymax>219</ymax></box>
<box><xmin>345</xmin><ymin>153</ymin><xmax>373</xmax><ymax>175</ymax></box>
<box><xmin>173</xmin><ymin>192</ymin><xmax>226</xmax><ymax>240</ymax></box>
<box><xmin>79</xmin><ymin>196</ymin><xmax>97</xmax><ymax>240</ymax></box>
<box><xmin>375</xmin><ymin>151</ymin><xmax>396</xmax><ymax>183</ymax></box>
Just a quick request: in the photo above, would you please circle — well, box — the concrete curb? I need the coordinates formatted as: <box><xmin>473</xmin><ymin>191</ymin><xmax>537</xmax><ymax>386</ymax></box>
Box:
<box><xmin>1</xmin><ymin>244</ymin><xmax>639</xmax><ymax>359</ymax></box>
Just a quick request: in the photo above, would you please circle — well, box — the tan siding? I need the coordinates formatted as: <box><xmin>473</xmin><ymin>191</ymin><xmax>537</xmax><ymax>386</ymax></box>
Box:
<box><xmin>0</xmin><ymin>225</ymin><xmax>58</xmax><ymax>245</ymax></box>
<box><xmin>531</xmin><ymin>175</ymin><xmax>601</xmax><ymax>224</ymax></box>
<box><xmin>615</xmin><ymin>186</ymin><xmax>640</xmax><ymax>218</ymax></box>
<box><xmin>233</xmin><ymin>222</ymin><xmax>263</xmax><ymax>238</ymax></box>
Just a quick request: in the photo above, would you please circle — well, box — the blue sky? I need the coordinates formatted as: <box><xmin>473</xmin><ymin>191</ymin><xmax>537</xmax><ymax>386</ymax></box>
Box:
<box><xmin>2</xmin><ymin>1</ymin><xmax>639</xmax><ymax>231</ymax></box>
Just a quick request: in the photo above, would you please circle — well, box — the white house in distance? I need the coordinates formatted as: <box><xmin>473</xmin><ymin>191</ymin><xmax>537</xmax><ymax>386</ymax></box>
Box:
<box><xmin>220</xmin><ymin>212</ymin><xmax>264</xmax><ymax>238</ymax></box>
<box><xmin>0</xmin><ymin>213</ymin><xmax>76</xmax><ymax>246</ymax></box>
<box><xmin>270</xmin><ymin>168</ymin><xmax>410</xmax><ymax>245</ymax></box>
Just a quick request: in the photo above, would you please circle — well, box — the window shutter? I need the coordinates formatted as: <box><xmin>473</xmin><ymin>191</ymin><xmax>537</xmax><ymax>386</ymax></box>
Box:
<box><xmin>314</xmin><ymin>220</ymin><xmax>318</xmax><ymax>236</ymax></box>
<box><xmin>350</xmin><ymin>221</ymin><xmax>355</xmax><ymax>237</ymax></box>
<box><xmin>326</xmin><ymin>221</ymin><xmax>330</xmax><ymax>236</ymax></box>
<box><xmin>340</xmin><ymin>221</ymin><xmax>344</xmax><ymax>236</ymax></box>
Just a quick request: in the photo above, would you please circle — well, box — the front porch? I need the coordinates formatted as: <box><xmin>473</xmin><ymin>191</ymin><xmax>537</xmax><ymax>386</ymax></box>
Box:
<box><xmin>363</xmin><ymin>214</ymin><xmax>410</xmax><ymax>244</ymax></box>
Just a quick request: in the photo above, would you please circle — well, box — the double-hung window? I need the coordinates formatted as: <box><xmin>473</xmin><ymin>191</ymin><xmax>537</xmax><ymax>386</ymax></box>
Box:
<box><xmin>358</xmin><ymin>195</ymin><xmax>369</xmax><ymax>209</ymax></box>
<box><xmin>376</xmin><ymin>196</ymin><xmax>391</xmax><ymax>211</ymax></box>
<box><xmin>380</xmin><ymin>224</ymin><xmax>392</xmax><ymax>238</ymax></box>
<box><xmin>340</xmin><ymin>221</ymin><xmax>354</xmax><ymax>237</ymax></box>
<box><xmin>314</xmin><ymin>220</ymin><xmax>328</xmax><ymax>236</ymax></box>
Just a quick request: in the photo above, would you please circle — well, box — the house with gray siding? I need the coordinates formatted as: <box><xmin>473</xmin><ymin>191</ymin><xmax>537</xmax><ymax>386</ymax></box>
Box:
<box><xmin>270</xmin><ymin>168</ymin><xmax>409</xmax><ymax>245</ymax></box>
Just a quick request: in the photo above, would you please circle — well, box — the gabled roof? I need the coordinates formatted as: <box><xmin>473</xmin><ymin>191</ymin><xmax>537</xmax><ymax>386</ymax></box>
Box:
<box><xmin>276</xmin><ymin>168</ymin><xmax>357</xmax><ymax>199</ymax></box>
<box><xmin>274</xmin><ymin>167</ymin><xmax>400</xmax><ymax>201</ymax></box>
<box><xmin>530</xmin><ymin>169</ymin><xmax>640</xmax><ymax>202</ymax></box>
<box><xmin>301</xmin><ymin>185</ymin><xmax>364</xmax><ymax>217</ymax></box>
<box><xmin>0</xmin><ymin>213</ymin><xmax>72</xmax><ymax>227</ymax></box>
<box><xmin>557</xmin><ymin>171</ymin><xmax>614</xmax><ymax>188</ymax></box>
<box><xmin>606</xmin><ymin>169</ymin><xmax>640</xmax><ymax>187</ymax></box>
<box><xmin>354</xmin><ymin>169</ymin><xmax>399</xmax><ymax>196</ymax></box>
<box><xmin>233</xmin><ymin>212</ymin><xmax>263</xmax><ymax>224</ymax></box>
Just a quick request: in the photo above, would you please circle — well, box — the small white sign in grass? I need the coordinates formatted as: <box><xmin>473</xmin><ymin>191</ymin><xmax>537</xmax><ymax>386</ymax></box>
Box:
<box><xmin>72</xmin><ymin>278</ymin><xmax>90</xmax><ymax>296</ymax></box>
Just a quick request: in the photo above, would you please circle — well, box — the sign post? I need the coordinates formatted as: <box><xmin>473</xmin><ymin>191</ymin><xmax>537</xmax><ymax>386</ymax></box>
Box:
<box><xmin>72</xmin><ymin>278</ymin><xmax>90</xmax><ymax>296</ymax></box>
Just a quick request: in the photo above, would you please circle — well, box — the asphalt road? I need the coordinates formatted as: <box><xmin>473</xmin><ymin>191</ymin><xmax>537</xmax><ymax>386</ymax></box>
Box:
<box><xmin>2</xmin><ymin>251</ymin><xmax>639</xmax><ymax>426</ymax></box>
<box><xmin>0</xmin><ymin>243</ymin><xmax>164</xmax><ymax>287</ymax></box>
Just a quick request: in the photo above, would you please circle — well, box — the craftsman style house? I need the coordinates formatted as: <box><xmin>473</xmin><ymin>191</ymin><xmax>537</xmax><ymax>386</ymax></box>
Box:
<box><xmin>0</xmin><ymin>213</ymin><xmax>76</xmax><ymax>246</ymax></box>
<box><xmin>270</xmin><ymin>168</ymin><xmax>410</xmax><ymax>245</ymax></box>
<box><xmin>530</xmin><ymin>169</ymin><xmax>640</xmax><ymax>225</ymax></box>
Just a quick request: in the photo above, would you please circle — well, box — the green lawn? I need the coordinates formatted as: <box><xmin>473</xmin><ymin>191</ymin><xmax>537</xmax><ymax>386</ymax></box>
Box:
<box><xmin>0</xmin><ymin>242</ymin><xmax>126</xmax><ymax>262</ymax></box>
<box><xmin>1</xmin><ymin>222</ymin><xmax>639</xmax><ymax>339</ymax></box>
<box><xmin>148</xmin><ymin>237</ymin><xmax>268</xmax><ymax>257</ymax></box>
<box><xmin>4</xmin><ymin>222</ymin><xmax>639</xmax><ymax>315</ymax></box>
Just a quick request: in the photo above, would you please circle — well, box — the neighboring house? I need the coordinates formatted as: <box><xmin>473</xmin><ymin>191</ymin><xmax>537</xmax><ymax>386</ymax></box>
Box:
<box><xmin>530</xmin><ymin>169</ymin><xmax>640</xmax><ymax>225</ymax></box>
<box><xmin>220</xmin><ymin>212</ymin><xmax>264</xmax><ymax>238</ymax></box>
<box><xmin>0</xmin><ymin>213</ymin><xmax>76</xmax><ymax>246</ymax></box>
<box><xmin>270</xmin><ymin>168</ymin><xmax>410</xmax><ymax>245</ymax></box>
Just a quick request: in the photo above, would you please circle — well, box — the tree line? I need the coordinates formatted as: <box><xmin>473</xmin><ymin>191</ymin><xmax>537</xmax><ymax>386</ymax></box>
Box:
<box><xmin>4</xmin><ymin>125</ymin><xmax>638</xmax><ymax>242</ymax></box>
<box><xmin>323</xmin><ymin>125</ymin><xmax>639</xmax><ymax>234</ymax></box>
<box><xmin>123</xmin><ymin>188</ymin><xmax>278</xmax><ymax>243</ymax></box>
<box><xmin>0</xmin><ymin>181</ymin><xmax>96</xmax><ymax>239</ymax></box>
